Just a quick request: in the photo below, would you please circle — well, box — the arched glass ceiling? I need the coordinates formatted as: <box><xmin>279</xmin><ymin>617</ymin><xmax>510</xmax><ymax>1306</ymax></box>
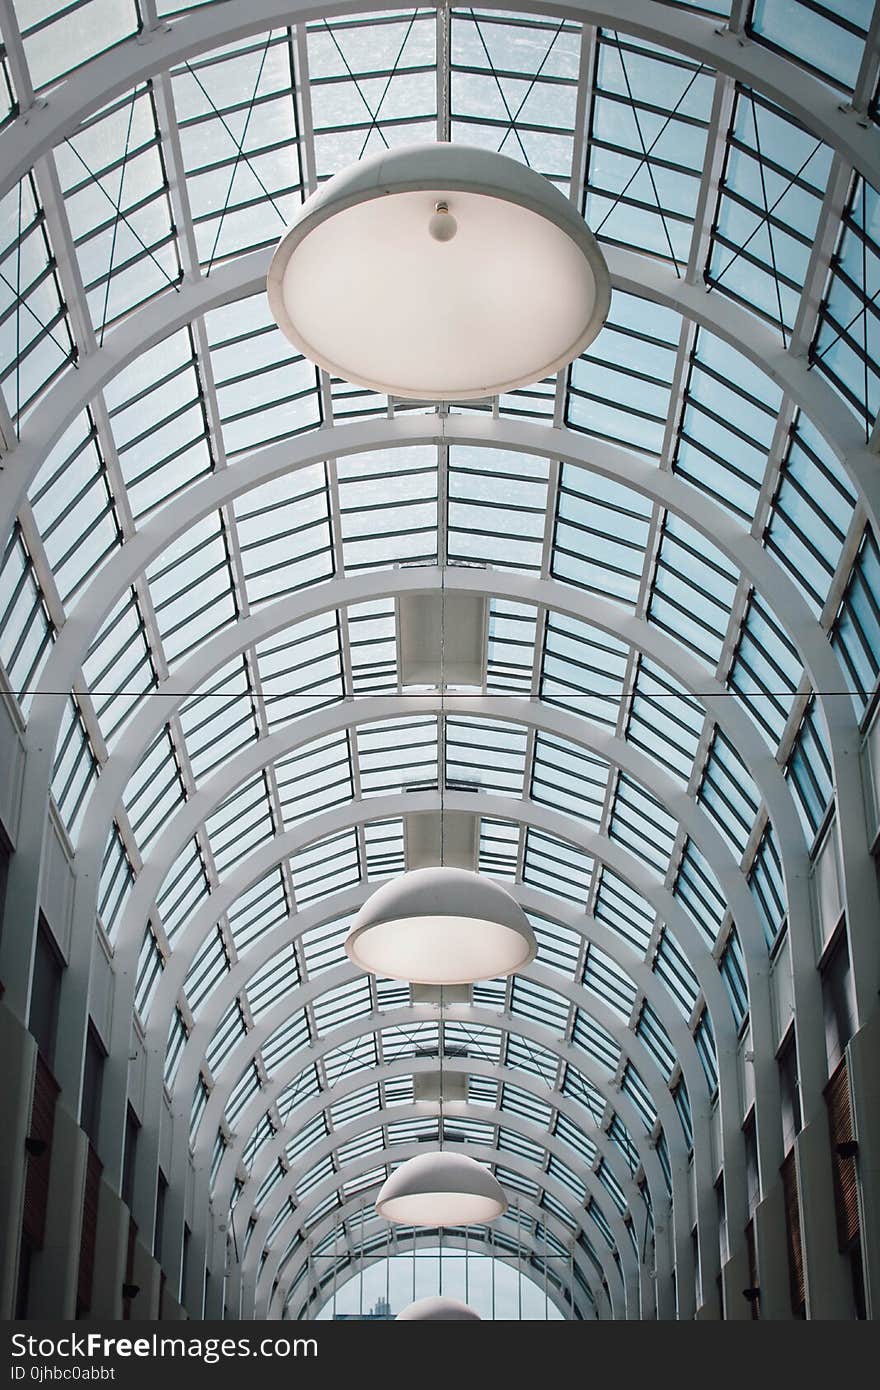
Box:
<box><xmin>0</xmin><ymin>0</ymin><xmax>879</xmax><ymax>1322</ymax></box>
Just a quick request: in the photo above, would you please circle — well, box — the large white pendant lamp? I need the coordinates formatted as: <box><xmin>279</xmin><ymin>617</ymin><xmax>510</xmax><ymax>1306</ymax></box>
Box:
<box><xmin>267</xmin><ymin>142</ymin><xmax>610</xmax><ymax>400</ymax></box>
<box><xmin>345</xmin><ymin>865</ymin><xmax>536</xmax><ymax>984</ymax></box>
<box><xmin>397</xmin><ymin>1296</ymin><xmax>481</xmax><ymax>1320</ymax></box>
<box><xmin>376</xmin><ymin>1151</ymin><xmax>507</xmax><ymax>1227</ymax></box>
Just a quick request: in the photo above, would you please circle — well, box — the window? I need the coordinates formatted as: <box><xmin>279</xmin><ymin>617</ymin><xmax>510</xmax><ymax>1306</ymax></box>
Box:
<box><xmin>121</xmin><ymin>1106</ymin><xmax>140</xmax><ymax>1212</ymax></box>
<box><xmin>0</xmin><ymin>829</ymin><xmax>10</xmax><ymax>944</ymax></box>
<box><xmin>80</xmin><ymin>1025</ymin><xmax>106</xmax><ymax>1150</ymax></box>
<box><xmin>154</xmin><ymin>1170</ymin><xmax>168</xmax><ymax>1265</ymax></box>
<box><xmin>181</xmin><ymin>1223</ymin><xmax>191</xmax><ymax>1305</ymax></box>
<box><xmin>28</xmin><ymin>921</ymin><xmax>64</xmax><ymax>1069</ymax></box>
<box><xmin>744</xmin><ymin>1109</ymin><xmax>759</xmax><ymax>1215</ymax></box>
<box><xmin>821</xmin><ymin>934</ymin><xmax>856</xmax><ymax>1075</ymax></box>
<box><xmin>778</xmin><ymin>1028</ymin><xmax>801</xmax><ymax>1155</ymax></box>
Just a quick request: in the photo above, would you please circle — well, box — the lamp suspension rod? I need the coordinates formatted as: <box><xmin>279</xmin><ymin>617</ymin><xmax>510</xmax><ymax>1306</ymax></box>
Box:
<box><xmin>437</xmin><ymin>1</ymin><xmax>451</xmax><ymax>143</ymax></box>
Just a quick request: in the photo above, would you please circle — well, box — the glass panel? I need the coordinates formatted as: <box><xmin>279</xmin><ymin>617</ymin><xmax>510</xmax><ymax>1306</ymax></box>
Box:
<box><xmin>708</xmin><ymin>88</ymin><xmax>832</xmax><ymax>334</ymax></box>
<box><xmin>55</xmin><ymin>85</ymin><xmax>180</xmax><ymax>332</ymax></box>
<box><xmin>586</xmin><ymin>32</ymin><xmax>714</xmax><ymax>267</ymax></box>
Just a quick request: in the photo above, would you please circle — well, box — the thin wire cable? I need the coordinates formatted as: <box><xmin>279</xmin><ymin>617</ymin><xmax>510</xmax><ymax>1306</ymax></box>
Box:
<box><xmin>438</xmin><ymin>548</ymin><xmax>446</xmax><ymax>1152</ymax></box>
<box><xmin>7</xmin><ymin>686</ymin><xmax>870</xmax><ymax>699</ymax></box>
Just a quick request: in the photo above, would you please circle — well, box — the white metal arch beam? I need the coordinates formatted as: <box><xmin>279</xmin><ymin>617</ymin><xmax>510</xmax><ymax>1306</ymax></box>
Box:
<box><xmin>123</xmin><ymin>694</ymin><xmax>756</xmax><ymax>1034</ymax></box>
<box><xmin>252</xmin><ymin>1137</ymin><xmax>629</xmax><ymax>1320</ymax></box>
<box><xmin>290</xmin><ymin>1229</ymin><xmax>585</xmax><ymax>1323</ymax></box>
<box><xmin>56</xmin><ymin>562</ymin><xmax>804</xmax><ymax>1170</ymax></box>
<box><xmin>1</xmin><ymin>0</ymin><xmax>877</xmax><ymax>197</ymax></box>
<box><xmin>182</xmin><ymin>899</ymin><xmax>685</xmax><ymax>1322</ymax></box>
<box><xmin>288</xmin><ymin>1228</ymin><xmax>588</xmax><ymax>1323</ymax></box>
<box><xmin>201</xmin><ymin>975</ymin><xmax>687</xmax><ymax>1248</ymax></box>
<box><xmin>186</xmin><ymin>972</ymin><xmax>686</xmax><ymax>1186</ymax></box>
<box><xmin>61</xmin><ymin>565</ymin><xmax>811</xmax><ymax>985</ymax></box>
<box><xmin>110</xmin><ymin>694</ymin><xmax>776</xmax><ymax>973</ymax></box>
<box><xmin>256</xmin><ymin>1167</ymin><xmax>631</xmax><ymax>1324</ymax></box>
<box><xmin>128</xmin><ymin>783</ymin><xmax>739</xmax><ymax>1109</ymax></box>
<box><xmin>57</xmin><ymin>566</ymin><xmax>804</xmax><ymax>1083</ymax></box>
<box><xmin>278</xmin><ymin>1207</ymin><xmax>600</xmax><ymax>1323</ymax></box>
<box><xmin>3</xmin><ymin>250</ymin><xmax>877</xmax><ymax>555</ymax></box>
<box><xmin>111</xmin><ymin>787</ymin><xmax>754</xmax><ymax>1248</ymax></box>
<box><xmin>221</xmin><ymin>972</ymin><xmax>673</xmax><ymax>1236</ymax></box>
<box><xmin>22</xmin><ymin>418</ymin><xmax>855</xmax><ymax>720</ymax></box>
<box><xmin>189</xmin><ymin>998</ymin><xmax>688</xmax><ymax>1303</ymax></box>
<box><xmin>112</xmin><ymin>693</ymin><xmax>763</xmax><ymax>1217</ymax></box>
<box><xmin>7</xmin><ymin>569</ymin><xmax>801</xmax><ymax>1313</ymax></box>
<box><xmin>157</xmin><ymin>1001</ymin><xmax>679</xmax><ymax>1312</ymax></box>
<box><xmin>9</xmin><ymin>436</ymin><xmax>827</xmax><ymax>1045</ymax></box>
<box><xmin>4</xmin><ymin>328</ymin><xmax>867</xmax><ymax>1098</ymax></box>
<box><xmin>220</xmin><ymin>1055</ymin><xmax>654</xmax><ymax>1274</ymax></box>
<box><xmin>185</xmin><ymin>881</ymin><xmax>714</xmax><ymax>1212</ymax></box>
<box><xmin>197</xmin><ymin>1015</ymin><xmax>670</xmax><ymax>1247</ymax></box>
<box><xmin>245</xmin><ymin>1102</ymin><xmax>642</xmax><ymax>1318</ymax></box>
<box><xmin>5</xmin><ymin>311</ymin><xmax>868</xmax><ymax>1067</ymax></box>
<box><xmin>66</xmin><ymin>564</ymin><xmax>815</xmax><ymax>1020</ymax></box>
<box><xmin>20</xmin><ymin>407</ymin><xmax>854</xmax><ymax>1088</ymax></box>
<box><xmin>188</xmin><ymin>963</ymin><xmax>694</xmax><ymax>1307</ymax></box>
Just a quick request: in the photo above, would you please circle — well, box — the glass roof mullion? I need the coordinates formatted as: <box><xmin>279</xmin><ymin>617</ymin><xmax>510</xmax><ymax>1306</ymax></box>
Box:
<box><xmin>291</xmin><ymin>27</ymin><xmax>333</xmax><ymax>192</ymax></box>
<box><xmin>851</xmin><ymin>9</ymin><xmax>880</xmax><ymax>113</ymax></box>
<box><xmin>5</xmin><ymin>93</ymin><xmax>203</xmax><ymax>890</ymax></box>
<box><xmin>151</xmin><ymin>75</ymin><xmax>274</xmax><ymax>815</ymax></box>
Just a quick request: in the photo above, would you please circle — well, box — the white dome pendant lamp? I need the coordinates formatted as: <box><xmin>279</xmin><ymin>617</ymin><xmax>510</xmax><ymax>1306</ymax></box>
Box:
<box><xmin>267</xmin><ymin>142</ymin><xmax>611</xmax><ymax>400</ymax></box>
<box><xmin>344</xmin><ymin>864</ymin><xmax>537</xmax><ymax>985</ymax></box>
<box><xmin>375</xmin><ymin>1150</ymin><xmax>507</xmax><ymax>1227</ymax></box>
<box><xmin>397</xmin><ymin>1296</ymin><xmax>481</xmax><ymax>1320</ymax></box>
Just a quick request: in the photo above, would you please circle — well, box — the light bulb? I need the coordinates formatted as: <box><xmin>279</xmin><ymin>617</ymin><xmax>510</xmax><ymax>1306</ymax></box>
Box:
<box><xmin>428</xmin><ymin>201</ymin><xmax>457</xmax><ymax>242</ymax></box>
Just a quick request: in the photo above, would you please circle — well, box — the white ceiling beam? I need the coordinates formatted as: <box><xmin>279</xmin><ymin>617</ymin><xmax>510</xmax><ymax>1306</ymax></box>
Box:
<box><xmin>4</xmin><ymin>243</ymin><xmax>877</xmax><ymax>546</ymax></box>
<box><xmin>1</xmin><ymin>0</ymin><xmax>878</xmax><ymax>199</ymax></box>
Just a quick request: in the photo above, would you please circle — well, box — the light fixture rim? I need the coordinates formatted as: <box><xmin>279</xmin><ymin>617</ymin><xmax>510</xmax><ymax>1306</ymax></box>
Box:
<box><xmin>267</xmin><ymin>141</ymin><xmax>611</xmax><ymax>400</ymax></box>
<box><xmin>344</xmin><ymin>913</ymin><xmax>536</xmax><ymax>983</ymax></box>
<box><xmin>376</xmin><ymin>1192</ymin><xmax>508</xmax><ymax>1223</ymax></box>
<box><xmin>344</xmin><ymin>864</ymin><xmax>538</xmax><ymax>982</ymax></box>
<box><xmin>375</xmin><ymin>1150</ymin><xmax>508</xmax><ymax>1225</ymax></box>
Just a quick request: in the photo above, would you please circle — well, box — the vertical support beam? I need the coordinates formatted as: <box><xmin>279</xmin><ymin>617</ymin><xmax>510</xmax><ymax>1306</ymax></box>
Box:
<box><xmin>795</xmin><ymin>1118</ymin><xmax>852</xmax><ymax>1317</ymax></box>
<box><xmin>27</xmin><ymin>1102</ymin><xmax>88</xmax><ymax>1318</ymax></box>
<box><xmin>847</xmin><ymin>1009</ymin><xmax>880</xmax><ymax>1317</ymax></box>
<box><xmin>0</xmin><ymin>1001</ymin><xmax>36</xmax><ymax>1318</ymax></box>
<box><xmin>129</xmin><ymin>1236</ymin><xmax>162</xmax><ymax>1320</ymax></box>
<box><xmin>753</xmin><ymin>1177</ymin><xmax>792</xmax><ymax>1321</ymax></box>
<box><xmin>721</xmin><ymin>1241</ymin><xmax>751</xmax><ymax>1321</ymax></box>
<box><xmin>90</xmin><ymin>1175</ymin><xmax>128</xmax><ymax>1319</ymax></box>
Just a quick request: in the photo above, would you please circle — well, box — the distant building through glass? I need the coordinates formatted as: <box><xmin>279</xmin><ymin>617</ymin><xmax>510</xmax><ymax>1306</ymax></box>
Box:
<box><xmin>316</xmin><ymin>1251</ymin><xmax>565</xmax><ymax>1320</ymax></box>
